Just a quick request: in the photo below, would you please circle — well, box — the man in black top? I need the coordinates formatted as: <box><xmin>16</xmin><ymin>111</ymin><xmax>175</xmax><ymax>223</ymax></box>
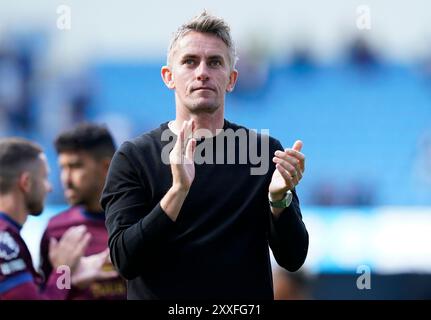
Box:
<box><xmin>101</xmin><ymin>11</ymin><xmax>309</xmax><ymax>300</ymax></box>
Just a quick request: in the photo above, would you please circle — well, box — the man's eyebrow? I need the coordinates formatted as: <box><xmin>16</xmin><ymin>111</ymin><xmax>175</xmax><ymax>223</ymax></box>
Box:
<box><xmin>180</xmin><ymin>54</ymin><xmax>225</xmax><ymax>60</ymax></box>
<box><xmin>60</xmin><ymin>159</ymin><xmax>82</xmax><ymax>166</ymax></box>
<box><xmin>207</xmin><ymin>54</ymin><xmax>224</xmax><ymax>60</ymax></box>
<box><xmin>180</xmin><ymin>54</ymin><xmax>199</xmax><ymax>60</ymax></box>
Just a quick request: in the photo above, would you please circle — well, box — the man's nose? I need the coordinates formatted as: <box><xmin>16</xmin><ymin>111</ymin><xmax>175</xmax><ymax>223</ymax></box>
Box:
<box><xmin>196</xmin><ymin>61</ymin><xmax>209</xmax><ymax>81</ymax></box>
<box><xmin>62</xmin><ymin>169</ymin><xmax>72</xmax><ymax>186</ymax></box>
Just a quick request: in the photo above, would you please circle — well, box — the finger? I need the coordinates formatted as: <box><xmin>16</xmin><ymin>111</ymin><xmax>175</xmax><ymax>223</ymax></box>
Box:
<box><xmin>179</xmin><ymin>122</ymin><xmax>186</xmax><ymax>155</ymax></box>
<box><xmin>100</xmin><ymin>248</ymin><xmax>112</xmax><ymax>264</ymax></box>
<box><xmin>97</xmin><ymin>248</ymin><xmax>110</xmax><ymax>262</ymax></box>
<box><xmin>280</xmin><ymin>149</ymin><xmax>305</xmax><ymax>162</ymax></box>
<box><xmin>292</xmin><ymin>140</ymin><xmax>303</xmax><ymax>152</ymax></box>
<box><xmin>185</xmin><ymin>138</ymin><xmax>196</xmax><ymax>163</ymax></box>
<box><xmin>275</xmin><ymin>160</ymin><xmax>299</xmax><ymax>186</ymax></box>
<box><xmin>291</xmin><ymin>170</ymin><xmax>300</xmax><ymax>186</ymax></box>
<box><xmin>59</xmin><ymin>226</ymin><xmax>87</xmax><ymax>253</ymax></box>
<box><xmin>274</xmin><ymin>152</ymin><xmax>302</xmax><ymax>173</ymax></box>
<box><xmin>49</xmin><ymin>238</ymin><xmax>58</xmax><ymax>251</ymax></box>
<box><xmin>68</xmin><ymin>227</ymin><xmax>89</xmax><ymax>250</ymax></box>
<box><xmin>176</xmin><ymin>121</ymin><xmax>187</xmax><ymax>146</ymax></box>
<box><xmin>101</xmin><ymin>248</ymin><xmax>110</xmax><ymax>256</ymax></box>
<box><xmin>96</xmin><ymin>270</ymin><xmax>119</xmax><ymax>281</ymax></box>
<box><xmin>183</xmin><ymin>119</ymin><xmax>194</xmax><ymax>152</ymax></box>
<box><xmin>92</xmin><ymin>253</ymin><xmax>114</xmax><ymax>272</ymax></box>
<box><xmin>182</xmin><ymin>122</ymin><xmax>189</xmax><ymax>155</ymax></box>
<box><xmin>90</xmin><ymin>248</ymin><xmax>110</xmax><ymax>261</ymax></box>
<box><xmin>171</xmin><ymin>124</ymin><xmax>185</xmax><ymax>164</ymax></box>
<box><xmin>296</xmin><ymin>168</ymin><xmax>303</xmax><ymax>182</ymax></box>
<box><xmin>277</xmin><ymin>149</ymin><xmax>305</xmax><ymax>172</ymax></box>
<box><xmin>73</xmin><ymin>232</ymin><xmax>92</xmax><ymax>257</ymax></box>
<box><xmin>275</xmin><ymin>163</ymin><xmax>295</xmax><ymax>189</ymax></box>
<box><xmin>61</xmin><ymin>226</ymin><xmax>77</xmax><ymax>241</ymax></box>
<box><xmin>91</xmin><ymin>250</ymin><xmax>111</xmax><ymax>268</ymax></box>
<box><xmin>273</xmin><ymin>157</ymin><xmax>297</xmax><ymax>178</ymax></box>
<box><xmin>105</xmin><ymin>254</ymin><xmax>112</xmax><ymax>265</ymax></box>
<box><xmin>185</xmin><ymin>119</ymin><xmax>194</xmax><ymax>140</ymax></box>
<box><xmin>62</xmin><ymin>225</ymin><xmax>87</xmax><ymax>242</ymax></box>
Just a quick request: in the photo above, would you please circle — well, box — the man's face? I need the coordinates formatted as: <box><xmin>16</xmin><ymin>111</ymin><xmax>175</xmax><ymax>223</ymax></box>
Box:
<box><xmin>163</xmin><ymin>31</ymin><xmax>238</xmax><ymax>114</ymax></box>
<box><xmin>26</xmin><ymin>154</ymin><xmax>52</xmax><ymax>216</ymax></box>
<box><xmin>58</xmin><ymin>151</ymin><xmax>106</xmax><ymax>207</ymax></box>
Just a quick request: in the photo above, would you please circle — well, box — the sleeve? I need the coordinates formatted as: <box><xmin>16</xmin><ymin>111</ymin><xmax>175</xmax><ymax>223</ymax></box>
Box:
<box><xmin>267</xmin><ymin>140</ymin><xmax>309</xmax><ymax>272</ymax></box>
<box><xmin>0</xmin><ymin>230</ymin><xmax>67</xmax><ymax>300</ymax></box>
<box><xmin>101</xmin><ymin>141</ymin><xmax>176</xmax><ymax>280</ymax></box>
<box><xmin>0</xmin><ymin>272</ymin><xmax>67</xmax><ymax>300</ymax></box>
<box><xmin>0</xmin><ymin>272</ymin><xmax>37</xmax><ymax>299</ymax></box>
<box><xmin>38</xmin><ymin>228</ymin><xmax>53</xmax><ymax>286</ymax></box>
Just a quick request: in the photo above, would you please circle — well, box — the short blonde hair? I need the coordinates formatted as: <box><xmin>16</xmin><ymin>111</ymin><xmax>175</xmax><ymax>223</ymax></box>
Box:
<box><xmin>167</xmin><ymin>11</ymin><xmax>238</xmax><ymax>70</ymax></box>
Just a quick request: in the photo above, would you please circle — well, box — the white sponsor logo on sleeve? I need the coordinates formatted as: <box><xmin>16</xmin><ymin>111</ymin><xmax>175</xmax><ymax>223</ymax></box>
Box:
<box><xmin>0</xmin><ymin>231</ymin><xmax>20</xmax><ymax>260</ymax></box>
<box><xmin>0</xmin><ymin>259</ymin><xmax>26</xmax><ymax>275</ymax></box>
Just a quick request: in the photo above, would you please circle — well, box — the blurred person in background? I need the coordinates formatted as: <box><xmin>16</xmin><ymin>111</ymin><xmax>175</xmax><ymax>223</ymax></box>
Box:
<box><xmin>0</xmin><ymin>137</ymin><xmax>111</xmax><ymax>299</ymax></box>
<box><xmin>233</xmin><ymin>36</ymin><xmax>270</xmax><ymax>99</ymax></box>
<box><xmin>102</xmin><ymin>11</ymin><xmax>309</xmax><ymax>299</ymax></box>
<box><xmin>411</xmin><ymin>128</ymin><xmax>431</xmax><ymax>204</ymax></box>
<box><xmin>0</xmin><ymin>45</ymin><xmax>31</xmax><ymax>134</ymax></box>
<box><xmin>273</xmin><ymin>266</ymin><xmax>313</xmax><ymax>300</ymax></box>
<box><xmin>347</xmin><ymin>36</ymin><xmax>380</xmax><ymax>71</ymax></box>
<box><xmin>39</xmin><ymin>123</ymin><xmax>126</xmax><ymax>300</ymax></box>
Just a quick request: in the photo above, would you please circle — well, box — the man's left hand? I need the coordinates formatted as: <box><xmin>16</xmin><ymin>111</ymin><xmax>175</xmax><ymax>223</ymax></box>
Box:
<box><xmin>71</xmin><ymin>248</ymin><xmax>118</xmax><ymax>289</ymax></box>
<box><xmin>269</xmin><ymin>140</ymin><xmax>305</xmax><ymax>201</ymax></box>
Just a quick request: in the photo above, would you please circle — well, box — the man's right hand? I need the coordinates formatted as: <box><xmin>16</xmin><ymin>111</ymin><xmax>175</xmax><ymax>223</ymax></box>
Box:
<box><xmin>161</xmin><ymin>119</ymin><xmax>196</xmax><ymax>221</ymax></box>
<box><xmin>48</xmin><ymin>225</ymin><xmax>91</xmax><ymax>272</ymax></box>
<box><xmin>169</xmin><ymin>119</ymin><xmax>196</xmax><ymax>191</ymax></box>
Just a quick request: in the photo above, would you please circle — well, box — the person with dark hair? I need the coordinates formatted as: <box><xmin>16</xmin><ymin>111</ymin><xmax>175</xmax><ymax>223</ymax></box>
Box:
<box><xmin>39</xmin><ymin>123</ymin><xmax>126</xmax><ymax>300</ymax></box>
<box><xmin>102</xmin><ymin>11</ymin><xmax>309</xmax><ymax>300</ymax></box>
<box><xmin>273</xmin><ymin>266</ymin><xmax>313</xmax><ymax>300</ymax></box>
<box><xmin>53</xmin><ymin>122</ymin><xmax>116</xmax><ymax>161</ymax></box>
<box><xmin>0</xmin><ymin>137</ymin><xmax>108</xmax><ymax>299</ymax></box>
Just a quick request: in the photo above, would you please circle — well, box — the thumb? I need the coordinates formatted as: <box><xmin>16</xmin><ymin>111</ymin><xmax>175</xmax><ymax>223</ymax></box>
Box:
<box><xmin>99</xmin><ymin>248</ymin><xmax>110</xmax><ymax>260</ymax></box>
<box><xmin>100</xmin><ymin>248</ymin><xmax>112</xmax><ymax>263</ymax></box>
<box><xmin>185</xmin><ymin>138</ymin><xmax>196</xmax><ymax>162</ymax></box>
<box><xmin>292</xmin><ymin>140</ymin><xmax>303</xmax><ymax>152</ymax></box>
<box><xmin>49</xmin><ymin>237</ymin><xmax>58</xmax><ymax>250</ymax></box>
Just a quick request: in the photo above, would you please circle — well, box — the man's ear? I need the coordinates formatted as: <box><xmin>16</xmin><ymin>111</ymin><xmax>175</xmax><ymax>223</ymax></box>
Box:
<box><xmin>161</xmin><ymin>66</ymin><xmax>175</xmax><ymax>89</ymax></box>
<box><xmin>18</xmin><ymin>171</ymin><xmax>32</xmax><ymax>193</ymax></box>
<box><xmin>226</xmin><ymin>69</ymin><xmax>238</xmax><ymax>92</ymax></box>
<box><xmin>100</xmin><ymin>157</ymin><xmax>111</xmax><ymax>174</ymax></box>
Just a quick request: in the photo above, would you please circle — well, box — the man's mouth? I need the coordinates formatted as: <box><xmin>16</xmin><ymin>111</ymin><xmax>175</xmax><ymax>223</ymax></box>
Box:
<box><xmin>192</xmin><ymin>87</ymin><xmax>215</xmax><ymax>92</ymax></box>
<box><xmin>65</xmin><ymin>189</ymin><xmax>76</xmax><ymax>197</ymax></box>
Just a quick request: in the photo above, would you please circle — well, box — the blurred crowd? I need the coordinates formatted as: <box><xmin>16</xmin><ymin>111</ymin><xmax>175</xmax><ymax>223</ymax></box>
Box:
<box><xmin>1</xmin><ymin>30</ymin><xmax>431</xmax><ymax>206</ymax></box>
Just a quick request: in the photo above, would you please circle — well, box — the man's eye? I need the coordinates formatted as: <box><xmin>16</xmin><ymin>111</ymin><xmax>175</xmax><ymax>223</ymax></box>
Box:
<box><xmin>184</xmin><ymin>59</ymin><xmax>195</xmax><ymax>65</ymax></box>
<box><xmin>209</xmin><ymin>60</ymin><xmax>222</xmax><ymax>67</ymax></box>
